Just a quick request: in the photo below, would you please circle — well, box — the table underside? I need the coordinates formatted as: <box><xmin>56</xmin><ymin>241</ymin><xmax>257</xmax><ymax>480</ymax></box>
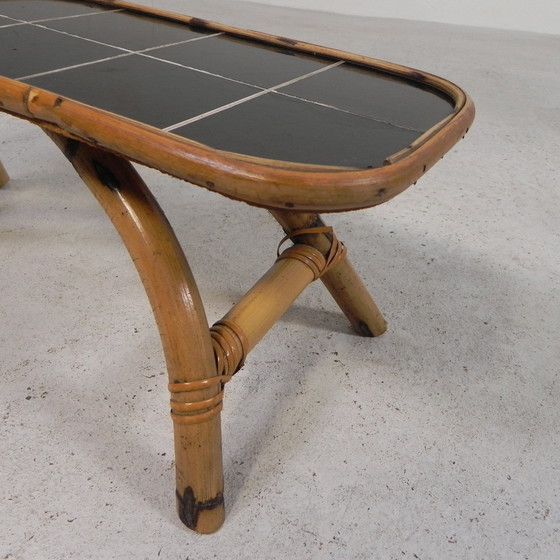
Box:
<box><xmin>0</xmin><ymin>0</ymin><xmax>455</xmax><ymax>169</ymax></box>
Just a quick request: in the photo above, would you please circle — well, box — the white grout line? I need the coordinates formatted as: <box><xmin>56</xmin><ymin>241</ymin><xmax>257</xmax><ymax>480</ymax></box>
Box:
<box><xmin>137</xmin><ymin>32</ymin><xmax>223</xmax><ymax>54</ymax></box>
<box><xmin>28</xmin><ymin>23</ymin><xmax>133</xmax><ymax>52</ymax></box>
<box><xmin>163</xmin><ymin>61</ymin><xmax>344</xmax><ymax>131</ymax></box>
<box><xmin>0</xmin><ymin>20</ymin><xmax>26</xmax><ymax>28</ymax></box>
<box><xmin>29</xmin><ymin>10</ymin><xmax>223</xmax><ymax>53</ymax></box>
<box><xmin>273</xmin><ymin>90</ymin><xmax>424</xmax><ymax>133</ymax></box>
<box><xmin>33</xmin><ymin>23</ymin><xmax>222</xmax><ymax>55</ymax></box>
<box><xmin>26</xmin><ymin>8</ymin><xmax>124</xmax><ymax>24</ymax></box>
<box><xmin>137</xmin><ymin>47</ymin><xmax>261</xmax><ymax>89</ymax></box>
<box><xmin>17</xmin><ymin>52</ymin><xmax>134</xmax><ymax>81</ymax></box>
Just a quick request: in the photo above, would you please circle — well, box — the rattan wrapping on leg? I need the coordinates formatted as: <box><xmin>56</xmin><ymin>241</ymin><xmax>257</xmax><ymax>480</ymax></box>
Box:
<box><xmin>169</xmin><ymin>375</ymin><xmax>233</xmax><ymax>425</ymax></box>
<box><xmin>276</xmin><ymin>226</ymin><xmax>347</xmax><ymax>279</ymax></box>
<box><xmin>210</xmin><ymin>320</ymin><xmax>249</xmax><ymax>377</ymax></box>
<box><xmin>169</xmin><ymin>321</ymin><xmax>248</xmax><ymax>425</ymax></box>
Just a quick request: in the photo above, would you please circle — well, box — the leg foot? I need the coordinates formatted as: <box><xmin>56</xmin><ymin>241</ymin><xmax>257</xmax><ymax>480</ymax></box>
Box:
<box><xmin>0</xmin><ymin>159</ymin><xmax>9</xmax><ymax>188</ymax></box>
<box><xmin>270</xmin><ymin>210</ymin><xmax>387</xmax><ymax>337</ymax></box>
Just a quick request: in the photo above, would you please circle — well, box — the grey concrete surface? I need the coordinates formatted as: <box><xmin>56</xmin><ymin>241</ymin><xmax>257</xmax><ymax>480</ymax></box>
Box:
<box><xmin>1</xmin><ymin>2</ymin><xmax>559</xmax><ymax>559</ymax></box>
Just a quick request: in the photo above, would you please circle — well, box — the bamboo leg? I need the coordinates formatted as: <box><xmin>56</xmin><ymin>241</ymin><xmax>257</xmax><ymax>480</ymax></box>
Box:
<box><xmin>45</xmin><ymin>131</ymin><xmax>224</xmax><ymax>533</ymax></box>
<box><xmin>0</xmin><ymin>159</ymin><xmax>9</xmax><ymax>187</ymax></box>
<box><xmin>270</xmin><ymin>210</ymin><xmax>387</xmax><ymax>337</ymax></box>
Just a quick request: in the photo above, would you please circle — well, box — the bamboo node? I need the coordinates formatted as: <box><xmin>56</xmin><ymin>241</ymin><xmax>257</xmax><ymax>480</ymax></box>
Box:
<box><xmin>276</xmin><ymin>226</ymin><xmax>347</xmax><ymax>280</ymax></box>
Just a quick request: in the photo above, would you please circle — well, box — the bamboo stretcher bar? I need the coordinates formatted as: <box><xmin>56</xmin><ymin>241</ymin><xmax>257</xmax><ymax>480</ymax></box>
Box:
<box><xmin>210</xmin><ymin>237</ymin><xmax>347</xmax><ymax>376</ymax></box>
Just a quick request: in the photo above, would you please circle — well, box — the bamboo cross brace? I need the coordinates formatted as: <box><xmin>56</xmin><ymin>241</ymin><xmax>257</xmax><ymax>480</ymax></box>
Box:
<box><xmin>209</xmin><ymin>233</ymin><xmax>346</xmax><ymax>377</ymax></box>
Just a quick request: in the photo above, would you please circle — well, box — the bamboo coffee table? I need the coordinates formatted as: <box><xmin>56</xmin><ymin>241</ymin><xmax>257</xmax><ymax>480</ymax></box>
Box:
<box><xmin>0</xmin><ymin>0</ymin><xmax>474</xmax><ymax>533</ymax></box>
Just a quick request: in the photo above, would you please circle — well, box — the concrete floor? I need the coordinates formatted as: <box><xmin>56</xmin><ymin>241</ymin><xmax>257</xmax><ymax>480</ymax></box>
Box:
<box><xmin>1</xmin><ymin>2</ymin><xmax>559</xmax><ymax>559</ymax></box>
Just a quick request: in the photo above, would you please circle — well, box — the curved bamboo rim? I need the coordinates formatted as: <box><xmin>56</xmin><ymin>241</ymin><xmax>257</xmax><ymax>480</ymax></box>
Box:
<box><xmin>0</xmin><ymin>0</ymin><xmax>475</xmax><ymax>211</ymax></box>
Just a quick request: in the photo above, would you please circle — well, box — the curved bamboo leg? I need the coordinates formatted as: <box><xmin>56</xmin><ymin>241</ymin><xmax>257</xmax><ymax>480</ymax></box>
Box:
<box><xmin>270</xmin><ymin>210</ymin><xmax>387</xmax><ymax>337</ymax></box>
<box><xmin>0</xmin><ymin>159</ymin><xmax>9</xmax><ymax>187</ymax></box>
<box><xmin>45</xmin><ymin>131</ymin><xmax>225</xmax><ymax>533</ymax></box>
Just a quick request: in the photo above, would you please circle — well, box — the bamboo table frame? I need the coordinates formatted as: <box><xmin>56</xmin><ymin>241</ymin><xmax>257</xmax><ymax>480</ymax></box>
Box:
<box><xmin>1</xmin><ymin>0</ymin><xmax>474</xmax><ymax>533</ymax></box>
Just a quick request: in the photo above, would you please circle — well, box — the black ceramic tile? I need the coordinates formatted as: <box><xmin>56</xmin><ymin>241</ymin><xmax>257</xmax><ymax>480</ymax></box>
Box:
<box><xmin>27</xmin><ymin>54</ymin><xmax>260</xmax><ymax>129</ymax></box>
<box><xmin>281</xmin><ymin>62</ymin><xmax>454</xmax><ymax>132</ymax></box>
<box><xmin>41</xmin><ymin>9</ymin><xmax>211</xmax><ymax>51</ymax></box>
<box><xmin>0</xmin><ymin>0</ymin><xmax>107</xmax><ymax>21</ymax></box>
<box><xmin>0</xmin><ymin>23</ymin><xmax>122</xmax><ymax>79</ymax></box>
<box><xmin>150</xmin><ymin>35</ymin><xmax>331</xmax><ymax>88</ymax></box>
<box><xmin>173</xmin><ymin>92</ymin><xmax>420</xmax><ymax>168</ymax></box>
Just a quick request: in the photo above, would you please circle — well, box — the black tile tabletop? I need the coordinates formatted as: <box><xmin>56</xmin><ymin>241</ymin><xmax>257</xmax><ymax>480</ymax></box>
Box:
<box><xmin>0</xmin><ymin>0</ymin><xmax>456</xmax><ymax>168</ymax></box>
<box><xmin>27</xmin><ymin>54</ymin><xmax>260</xmax><ymax>129</ymax></box>
<box><xmin>150</xmin><ymin>35</ymin><xmax>331</xmax><ymax>88</ymax></box>
<box><xmin>40</xmin><ymin>9</ymin><xmax>211</xmax><ymax>51</ymax></box>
